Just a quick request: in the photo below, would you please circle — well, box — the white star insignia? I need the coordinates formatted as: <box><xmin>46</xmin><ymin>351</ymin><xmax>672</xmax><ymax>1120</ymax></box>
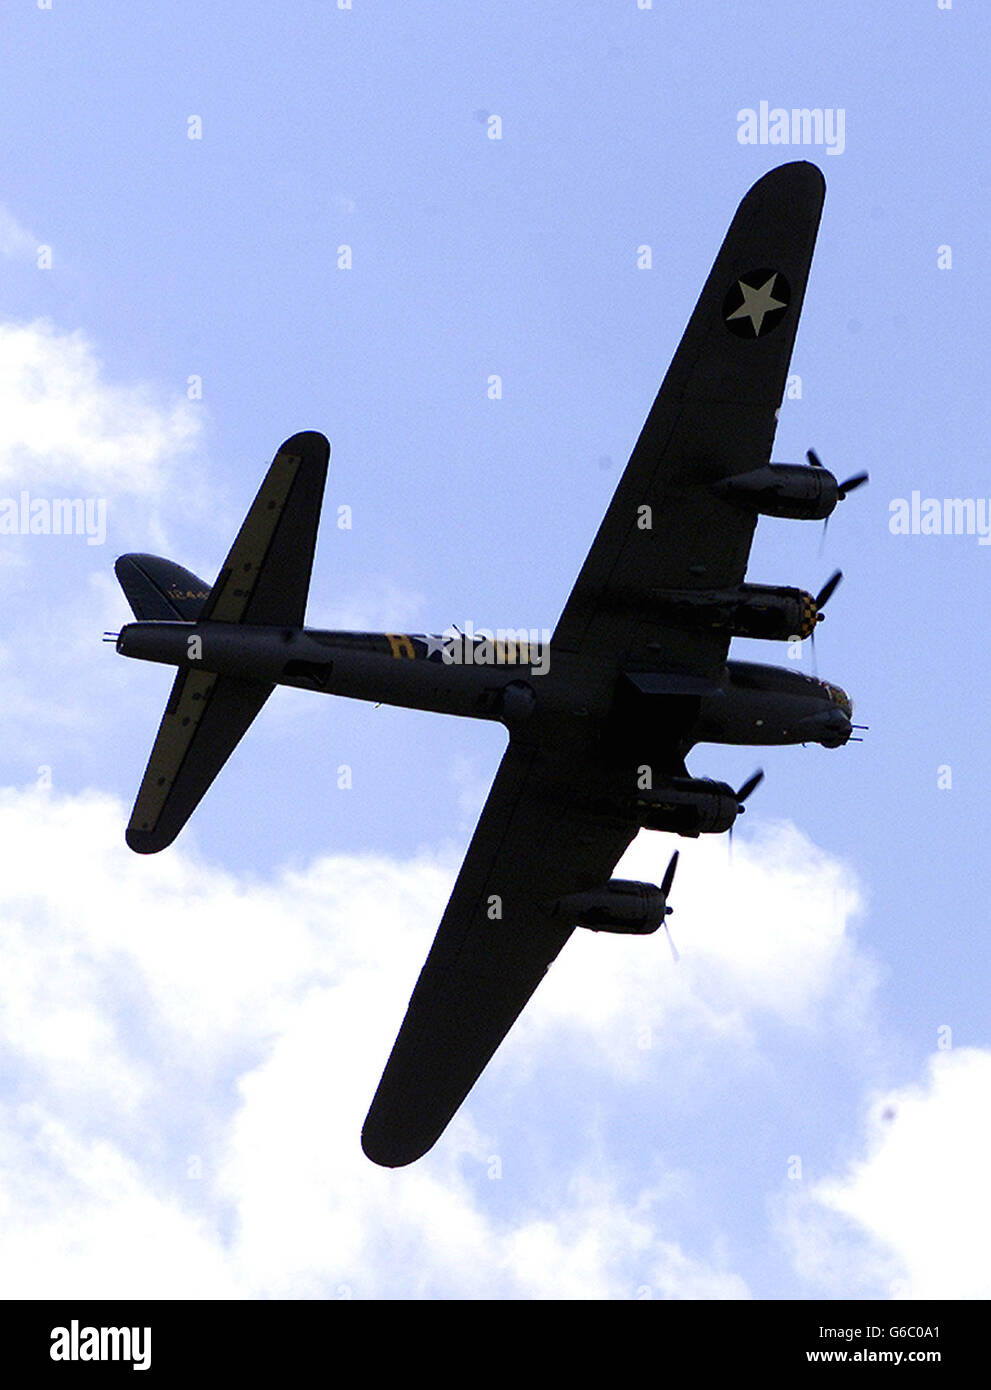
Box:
<box><xmin>421</xmin><ymin>633</ymin><xmax>451</xmax><ymax>659</ymax></box>
<box><xmin>726</xmin><ymin>273</ymin><xmax>786</xmax><ymax>336</ymax></box>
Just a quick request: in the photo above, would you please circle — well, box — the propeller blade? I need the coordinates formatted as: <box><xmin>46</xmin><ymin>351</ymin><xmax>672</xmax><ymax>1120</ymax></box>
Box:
<box><xmin>806</xmin><ymin>448</ymin><xmax>824</xmax><ymax>469</ymax></box>
<box><xmin>661</xmin><ymin>849</ymin><xmax>679</xmax><ymax>899</ymax></box>
<box><xmin>662</xmin><ymin>923</ymin><xmax>680</xmax><ymax>964</ymax></box>
<box><xmin>838</xmin><ymin>470</ymin><xmax>869</xmax><ymax>498</ymax></box>
<box><xmin>736</xmin><ymin>769</ymin><xmax>764</xmax><ymax>806</ymax></box>
<box><xmin>815</xmin><ymin>569</ymin><xmax>843</xmax><ymax>610</ymax></box>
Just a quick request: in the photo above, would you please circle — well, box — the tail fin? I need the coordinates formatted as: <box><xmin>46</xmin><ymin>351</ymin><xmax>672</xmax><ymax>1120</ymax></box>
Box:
<box><xmin>115</xmin><ymin>554</ymin><xmax>211</xmax><ymax>621</ymax></box>
<box><xmin>122</xmin><ymin>430</ymin><xmax>330</xmax><ymax>854</ymax></box>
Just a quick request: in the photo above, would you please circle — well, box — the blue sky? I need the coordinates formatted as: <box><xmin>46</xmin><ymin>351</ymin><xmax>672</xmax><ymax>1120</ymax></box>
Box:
<box><xmin>0</xmin><ymin>1</ymin><xmax>988</xmax><ymax>1298</ymax></box>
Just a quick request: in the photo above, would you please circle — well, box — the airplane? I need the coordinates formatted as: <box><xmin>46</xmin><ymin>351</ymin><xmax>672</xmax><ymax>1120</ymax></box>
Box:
<box><xmin>110</xmin><ymin>160</ymin><xmax>865</xmax><ymax>1168</ymax></box>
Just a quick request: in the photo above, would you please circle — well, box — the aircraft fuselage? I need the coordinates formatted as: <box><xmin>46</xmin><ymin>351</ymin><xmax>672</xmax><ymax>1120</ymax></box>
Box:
<box><xmin>116</xmin><ymin>620</ymin><xmax>852</xmax><ymax>751</ymax></box>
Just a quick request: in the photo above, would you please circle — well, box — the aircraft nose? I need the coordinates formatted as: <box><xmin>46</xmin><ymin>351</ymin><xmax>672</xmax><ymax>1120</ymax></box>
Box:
<box><xmin>821</xmin><ymin>680</ymin><xmax>852</xmax><ymax>718</ymax></box>
<box><xmin>795</xmin><ymin>705</ymin><xmax>852</xmax><ymax>748</ymax></box>
<box><xmin>832</xmin><ymin>687</ymin><xmax>853</xmax><ymax>718</ymax></box>
<box><xmin>822</xmin><ymin>710</ymin><xmax>852</xmax><ymax>748</ymax></box>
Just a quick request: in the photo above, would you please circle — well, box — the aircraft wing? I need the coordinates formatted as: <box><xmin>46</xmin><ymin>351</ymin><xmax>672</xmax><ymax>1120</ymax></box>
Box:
<box><xmin>553</xmin><ymin>160</ymin><xmax>825</xmax><ymax>677</ymax></box>
<box><xmin>362</xmin><ymin>734</ymin><xmax>636</xmax><ymax>1167</ymax></box>
<box><xmin>363</xmin><ymin>164</ymin><xmax>826</xmax><ymax>1165</ymax></box>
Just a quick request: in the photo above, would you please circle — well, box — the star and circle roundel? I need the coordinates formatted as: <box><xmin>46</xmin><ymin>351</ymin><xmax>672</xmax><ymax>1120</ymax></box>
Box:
<box><xmin>722</xmin><ymin>268</ymin><xmax>791</xmax><ymax>338</ymax></box>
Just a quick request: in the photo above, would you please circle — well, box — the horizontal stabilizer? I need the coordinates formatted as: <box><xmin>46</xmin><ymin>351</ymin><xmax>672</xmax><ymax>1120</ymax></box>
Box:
<box><xmin>115</xmin><ymin>554</ymin><xmax>210</xmax><ymax>621</ymax></box>
<box><xmin>199</xmin><ymin>430</ymin><xmax>329</xmax><ymax>627</ymax></box>
<box><xmin>122</xmin><ymin>430</ymin><xmax>330</xmax><ymax>853</ymax></box>
<box><xmin>126</xmin><ymin>669</ymin><xmax>273</xmax><ymax>853</ymax></box>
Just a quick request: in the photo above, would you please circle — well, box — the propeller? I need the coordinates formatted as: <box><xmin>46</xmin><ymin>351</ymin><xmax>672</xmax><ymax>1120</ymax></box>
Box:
<box><xmin>815</xmin><ymin>569</ymin><xmax>843</xmax><ymax>611</ymax></box>
<box><xmin>838</xmin><ymin>470</ymin><xmax>869</xmax><ymax>499</ymax></box>
<box><xmin>808</xmin><ymin>570</ymin><xmax>842</xmax><ymax>675</ymax></box>
<box><xmin>736</xmin><ymin>768</ymin><xmax>764</xmax><ymax>808</ymax></box>
<box><xmin>807</xmin><ymin>450</ymin><xmax>869</xmax><ymax>549</ymax></box>
<box><xmin>660</xmin><ymin>850</ymin><xmax>679</xmax><ymax>962</ymax></box>
<box><xmin>729</xmin><ymin>769</ymin><xmax>764</xmax><ymax>859</ymax></box>
<box><xmin>806</xmin><ymin>449</ymin><xmax>868</xmax><ymax>498</ymax></box>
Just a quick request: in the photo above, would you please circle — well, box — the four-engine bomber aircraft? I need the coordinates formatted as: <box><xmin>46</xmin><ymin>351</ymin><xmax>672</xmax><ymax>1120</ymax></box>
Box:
<box><xmin>112</xmin><ymin>161</ymin><xmax>864</xmax><ymax>1167</ymax></box>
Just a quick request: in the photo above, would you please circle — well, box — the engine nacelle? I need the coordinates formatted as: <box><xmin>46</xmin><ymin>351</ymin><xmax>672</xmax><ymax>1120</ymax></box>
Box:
<box><xmin>715</xmin><ymin>463</ymin><xmax>839</xmax><ymax>520</ymax></box>
<box><xmin>643</xmin><ymin>584</ymin><xmax>819</xmax><ymax>641</ymax></box>
<box><xmin>627</xmin><ymin>776</ymin><xmax>740</xmax><ymax>836</ymax></box>
<box><xmin>549</xmin><ymin>880</ymin><xmax>668</xmax><ymax>935</ymax></box>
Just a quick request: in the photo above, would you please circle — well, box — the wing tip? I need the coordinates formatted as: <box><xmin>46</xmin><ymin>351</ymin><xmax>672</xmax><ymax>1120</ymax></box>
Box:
<box><xmin>125</xmin><ymin>824</ymin><xmax>171</xmax><ymax>854</ymax></box>
<box><xmin>360</xmin><ymin>1112</ymin><xmax>438</xmax><ymax>1169</ymax></box>
<box><xmin>747</xmin><ymin>159</ymin><xmax>825</xmax><ymax>203</ymax></box>
<box><xmin>278</xmin><ymin>429</ymin><xmax>331</xmax><ymax>462</ymax></box>
<box><xmin>360</xmin><ymin>1136</ymin><xmax>418</xmax><ymax>1169</ymax></box>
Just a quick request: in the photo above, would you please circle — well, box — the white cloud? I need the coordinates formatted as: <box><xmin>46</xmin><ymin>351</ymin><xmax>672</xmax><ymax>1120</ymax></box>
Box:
<box><xmin>0</xmin><ymin>1107</ymin><xmax>244</xmax><ymax>1300</ymax></box>
<box><xmin>0</xmin><ymin>205</ymin><xmax>36</xmax><ymax>261</ymax></box>
<box><xmin>0</xmin><ymin>319</ymin><xmax>203</xmax><ymax>496</ymax></box>
<box><xmin>0</xmin><ymin>317</ymin><xmax>218</xmax><ymax>754</ymax></box>
<box><xmin>0</xmin><ymin>784</ymin><xmax>874</xmax><ymax>1298</ymax></box>
<box><xmin>785</xmin><ymin>1047</ymin><xmax>991</xmax><ymax>1299</ymax></box>
<box><xmin>530</xmin><ymin>823</ymin><xmax>870</xmax><ymax>1076</ymax></box>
